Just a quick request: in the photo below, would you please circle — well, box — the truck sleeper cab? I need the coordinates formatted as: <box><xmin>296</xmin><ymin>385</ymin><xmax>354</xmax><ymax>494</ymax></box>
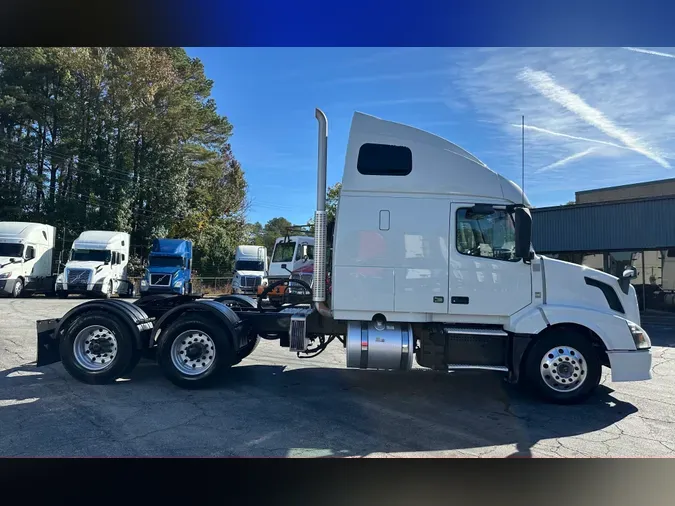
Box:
<box><xmin>232</xmin><ymin>245</ymin><xmax>267</xmax><ymax>295</ymax></box>
<box><xmin>56</xmin><ymin>230</ymin><xmax>133</xmax><ymax>299</ymax></box>
<box><xmin>140</xmin><ymin>238</ymin><xmax>193</xmax><ymax>296</ymax></box>
<box><xmin>0</xmin><ymin>222</ymin><xmax>57</xmax><ymax>298</ymax></box>
<box><xmin>34</xmin><ymin>108</ymin><xmax>652</xmax><ymax>405</ymax></box>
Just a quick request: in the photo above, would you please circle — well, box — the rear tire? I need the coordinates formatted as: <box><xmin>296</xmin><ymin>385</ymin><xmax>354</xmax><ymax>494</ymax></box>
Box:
<box><xmin>523</xmin><ymin>329</ymin><xmax>602</xmax><ymax>404</ymax></box>
<box><xmin>59</xmin><ymin>310</ymin><xmax>140</xmax><ymax>384</ymax></box>
<box><xmin>156</xmin><ymin>314</ymin><xmax>235</xmax><ymax>389</ymax></box>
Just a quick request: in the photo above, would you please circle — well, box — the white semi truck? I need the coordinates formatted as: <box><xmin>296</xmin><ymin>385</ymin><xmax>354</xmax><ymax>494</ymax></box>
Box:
<box><xmin>0</xmin><ymin>221</ymin><xmax>57</xmax><ymax>298</ymax></box>
<box><xmin>35</xmin><ymin>109</ymin><xmax>652</xmax><ymax>404</ymax></box>
<box><xmin>232</xmin><ymin>245</ymin><xmax>268</xmax><ymax>295</ymax></box>
<box><xmin>55</xmin><ymin>230</ymin><xmax>134</xmax><ymax>298</ymax></box>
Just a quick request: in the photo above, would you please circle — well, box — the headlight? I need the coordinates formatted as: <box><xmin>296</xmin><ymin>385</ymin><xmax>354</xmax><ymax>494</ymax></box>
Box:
<box><xmin>140</xmin><ymin>280</ymin><xmax>148</xmax><ymax>287</ymax></box>
<box><xmin>173</xmin><ymin>280</ymin><xmax>182</xmax><ymax>288</ymax></box>
<box><xmin>56</xmin><ymin>273</ymin><xmax>63</xmax><ymax>282</ymax></box>
<box><xmin>627</xmin><ymin>321</ymin><xmax>651</xmax><ymax>350</ymax></box>
<box><xmin>0</xmin><ymin>272</ymin><xmax>12</xmax><ymax>279</ymax></box>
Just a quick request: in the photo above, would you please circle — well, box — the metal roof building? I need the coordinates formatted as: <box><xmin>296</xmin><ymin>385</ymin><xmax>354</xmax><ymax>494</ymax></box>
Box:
<box><xmin>532</xmin><ymin>195</ymin><xmax>675</xmax><ymax>254</ymax></box>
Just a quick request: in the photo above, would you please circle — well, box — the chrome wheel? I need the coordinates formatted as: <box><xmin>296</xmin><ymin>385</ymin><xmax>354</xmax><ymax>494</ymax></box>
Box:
<box><xmin>170</xmin><ymin>330</ymin><xmax>216</xmax><ymax>376</ymax></box>
<box><xmin>73</xmin><ymin>325</ymin><xmax>118</xmax><ymax>371</ymax></box>
<box><xmin>540</xmin><ymin>345</ymin><xmax>588</xmax><ymax>393</ymax></box>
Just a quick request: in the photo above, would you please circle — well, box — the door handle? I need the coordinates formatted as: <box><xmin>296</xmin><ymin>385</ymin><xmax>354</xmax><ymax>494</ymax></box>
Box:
<box><xmin>451</xmin><ymin>296</ymin><xmax>469</xmax><ymax>305</ymax></box>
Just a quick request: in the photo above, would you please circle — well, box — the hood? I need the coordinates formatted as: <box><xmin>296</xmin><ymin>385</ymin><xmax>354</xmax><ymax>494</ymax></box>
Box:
<box><xmin>234</xmin><ymin>270</ymin><xmax>265</xmax><ymax>277</ymax></box>
<box><xmin>0</xmin><ymin>257</ymin><xmax>21</xmax><ymax>269</ymax></box>
<box><xmin>147</xmin><ymin>266</ymin><xmax>182</xmax><ymax>275</ymax></box>
<box><xmin>541</xmin><ymin>256</ymin><xmax>640</xmax><ymax>324</ymax></box>
<box><xmin>65</xmin><ymin>261</ymin><xmax>106</xmax><ymax>271</ymax></box>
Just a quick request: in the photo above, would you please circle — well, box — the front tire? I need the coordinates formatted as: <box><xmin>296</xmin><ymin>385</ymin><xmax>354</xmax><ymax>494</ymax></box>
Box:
<box><xmin>59</xmin><ymin>310</ymin><xmax>140</xmax><ymax>384</ymax></box>
<box><xmin>523</xmin><ymin>329</ymin><xmax>602</xmax><ymax>404</ymax></box>
<box><xmin>11</xmin><ymin>278</ymin><xmax>23</xmax><ymax>298</ymax></box>
<box><xmin>57</xmin><ymin>290</ymin><xmax>69</xmax><ymax>299</ymax></box>
<box><xmin>156</xmin><ymin>314</ymin><xmax>235</xmax><ymax>389</ymax></box>
<box><xmin>102</xmin><ymin>280</ymin><xmax>113</xmax><ymax>299</ymax></box>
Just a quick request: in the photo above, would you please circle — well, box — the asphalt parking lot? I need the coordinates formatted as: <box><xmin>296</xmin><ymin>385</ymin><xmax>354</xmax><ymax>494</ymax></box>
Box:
<box><xmin>2</xmin><ymin>298</ymin><xmax>675</xmax><ymax>457</ymax></box>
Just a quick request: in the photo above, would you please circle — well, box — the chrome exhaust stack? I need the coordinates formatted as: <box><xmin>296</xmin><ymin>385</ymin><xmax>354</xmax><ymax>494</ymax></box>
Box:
<box><xmin>313</xmin><ymin>108</ymin><xmax>332</xmax><ymax>318</ymax></box>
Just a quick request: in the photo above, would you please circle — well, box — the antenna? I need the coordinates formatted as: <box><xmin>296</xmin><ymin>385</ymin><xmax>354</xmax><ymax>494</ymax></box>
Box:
<box><xmin>521</xmin><ymin>115</ymin><xmax>525</xmax><ymax>207</ymax></box>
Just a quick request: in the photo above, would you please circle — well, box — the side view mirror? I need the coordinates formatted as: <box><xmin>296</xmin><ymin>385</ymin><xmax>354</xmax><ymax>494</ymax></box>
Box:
<box><xmin>619</xmin><ymin>266</ymin><xmax>638</xmax><ymax>294</ymax></box>
<box><xmin>281</xmin><ymin>263</ymin><xmax>292</xmax><ymax>274</ymax></box>
<box><xmin>514</xmin><ymin>207</ymin><xmax>533</xmax><ymax>261</ymax></box>
<box><xmin>9</xmin><ymin>258</ymin><xmax>17</xmax><ymax>263</ymax></box>
<box><xmin>623</xmin><ymin>267</ymin><xmax>638</xmax><ymax>279</ymax></box>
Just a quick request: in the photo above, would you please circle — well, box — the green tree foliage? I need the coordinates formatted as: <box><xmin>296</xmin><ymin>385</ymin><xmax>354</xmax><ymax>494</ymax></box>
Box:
<box><xmin>0</xmin><ymin>47</ymin><xmax>248</xmax><ymax>276</ymax></box>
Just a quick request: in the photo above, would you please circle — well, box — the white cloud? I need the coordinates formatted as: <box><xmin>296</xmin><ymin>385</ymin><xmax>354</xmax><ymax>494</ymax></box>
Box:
<box><xmin>623</xmin><ymin>47</ymin><xmax>675</xmax><ymax>59</ymax></box>
<box><xmin>536</xmin><ymin>147</ymin><xmax>597</xmax><ymax>173</ymax></box>
<box><xmin>518</xmin><ymin>67</ymin><xmax>670</xmax><ymax>168</ymax></box>
<box><xmin>514</xmin><ymin>124</ymin><xmax>632</xmax><ymax>151</ymax></box>
<box><xmin>439</xmin><ymin>47</ymin><xmax>675</xmax><ymax>203</ymax></box>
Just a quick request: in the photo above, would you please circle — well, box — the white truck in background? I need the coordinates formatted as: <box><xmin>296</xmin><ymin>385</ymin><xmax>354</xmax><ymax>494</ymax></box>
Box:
<box><xmin>260</xmin><ymin>231</ymin><xmax>315</xmax><ymax>307</ymax></box>
<box><xmin>55</xmin><ymin>230</ymin><xmax>134</xmax><ymax>298</ymax></box>
<box><xmin>0</xmin><ymin>222</ymin><xmax>57</xmax><ymax>298</ymax></box>
<box><xmin>232</xmin><ymin>245</ymin><xmax>268</xmax><ymax>295</ymax></box>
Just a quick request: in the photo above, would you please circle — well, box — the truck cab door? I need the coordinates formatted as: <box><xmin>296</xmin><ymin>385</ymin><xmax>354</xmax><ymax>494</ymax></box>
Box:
<box><xmin>449</xmin><ymin>203</ymin><xmax>532</xmax><ymax>317</ymax></box>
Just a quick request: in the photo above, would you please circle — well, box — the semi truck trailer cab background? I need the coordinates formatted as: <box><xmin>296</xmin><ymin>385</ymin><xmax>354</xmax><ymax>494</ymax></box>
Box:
<box><xmin>0</xmin><ymin>221</ymin><xmax>57</xmax><ymax>298</ymax></box>
<box><xmin>140</xmin><ymin>239</ymin><xmax>193</xmax><ymax>295</ymax></box>
<box><xmin>232</xmin><ymin>245</ymin><xmax>267</xmax><ymax>295</ymax></box>
<box><xmin>35</xmin><ymin>108</ymin><xmax>652</xmax><ymax>405</ymax></box>
<box><xmin>55</xmin><ymin>230</ymin><xmax>133</xmax><ymax>299</ymax></box>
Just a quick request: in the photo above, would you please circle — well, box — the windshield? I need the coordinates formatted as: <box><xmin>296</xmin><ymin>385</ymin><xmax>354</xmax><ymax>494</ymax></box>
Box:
<box><xmin>149</xmin><ymin>256</ymin><xmax>183</xmax><ymax>268</ymax></box>
<box><xmin>235</xmin><ymin>260</ymin><xmax>264</xmax><ymax>272</ymax></box>
<box><xmin>0</xmin><ymin>243</ymin><xmax>24</xmax><ymax>258</ymax></box>
<box><xmin>70</xmin><ymin>249</ymin><xmax>111</xmax><ymax>263</ymax></box>
<box><xmin>272</xmin><ymin>242</ymin><xmax>296</xmax><ymax>263</ymax></box>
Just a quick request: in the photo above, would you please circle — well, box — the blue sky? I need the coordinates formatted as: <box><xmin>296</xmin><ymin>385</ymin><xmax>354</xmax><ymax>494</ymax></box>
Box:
<box><xmin>185</xmin><ymin>47</ymin><xmax>675</xmax><ymax>225</ymax></box>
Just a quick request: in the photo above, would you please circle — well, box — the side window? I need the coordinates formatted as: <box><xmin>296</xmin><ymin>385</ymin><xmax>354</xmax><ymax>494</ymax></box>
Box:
<box><xmin>25</xmin><ymin>246</ymin><xmax>35</xmax><ymax>260</ymax></box>
<box><xmin>456</xmin><ymin>208</ymin><xmax>519</xmax><ymax>262</ymax></box>
<box><xmin>295</xmin><ymin>244</ymin><xmax>314</xmax><ymax>261</ymax></box>
<box><xmin>357</xmin><ymin>143</ymin><xmax>412</xmax><ymax>176</ymax></box>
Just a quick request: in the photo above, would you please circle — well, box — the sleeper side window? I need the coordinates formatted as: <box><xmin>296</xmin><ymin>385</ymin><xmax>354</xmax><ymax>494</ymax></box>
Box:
<box><xmin>357</xmin><ymin>143</ymin><xmax>412</xmax><ymax>176</ymax></box>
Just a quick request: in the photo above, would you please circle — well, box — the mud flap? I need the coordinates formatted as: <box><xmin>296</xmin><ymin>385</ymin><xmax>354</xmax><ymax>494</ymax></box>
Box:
<box><xmin>36</xmin><ymin>319</ymin><xmax>61</xmax><ymax>366</ymax></box>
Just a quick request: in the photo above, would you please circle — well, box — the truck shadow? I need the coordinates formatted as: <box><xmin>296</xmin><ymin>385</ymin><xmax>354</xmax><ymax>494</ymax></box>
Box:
<box><xmin>0</xmin><ymin>360</ymin><xmax>637</xmax><ymax>457</ymax></box>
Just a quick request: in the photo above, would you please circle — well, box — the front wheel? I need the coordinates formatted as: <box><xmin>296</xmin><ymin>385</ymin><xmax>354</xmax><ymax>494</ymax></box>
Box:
<box><xmin>11</xmin><ymin>278</ymin><xmax>23</xmax><ymax>298</ymax></box>
<box><xmin>57</xmin><ymin>290</ymin><xmax>69</xmax><ymax>299</ymax></box>
<box><xmin>523</xmin><ymin>329</ymin><xmax>602</xmax><ymax>404</ymax></box>
<box><xmin>156</xmin><ymin>314</ymin><xmax>235</xmax><ymax>389</ymax></box>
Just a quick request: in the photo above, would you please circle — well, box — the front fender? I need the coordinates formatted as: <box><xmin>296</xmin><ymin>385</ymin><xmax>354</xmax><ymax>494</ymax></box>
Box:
<box><xmin>542</xmin><ymin>305</ymin><xmax>637</xmax><ymax>351</ymax></box>
<box><xmin>508</xmin><ymin>304</ymin><xmax>638</xmax><ymax>352</ymax></box>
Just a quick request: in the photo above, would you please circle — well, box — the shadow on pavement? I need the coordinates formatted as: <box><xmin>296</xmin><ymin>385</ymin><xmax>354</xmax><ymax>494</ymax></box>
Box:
<box><xmin>0</xmin><ymin>359</ymin><xmax>637</xmax><ymax>458</ymax></box>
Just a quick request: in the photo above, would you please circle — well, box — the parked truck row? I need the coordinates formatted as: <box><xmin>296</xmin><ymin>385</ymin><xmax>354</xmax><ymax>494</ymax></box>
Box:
<box><xmin>0</xmin><ymin>223</ymin><xmax>196</xmax><ymax>299</ymax></box>
<box><xmin>35</xmin><ymin>108</ymin><xmax>653</xmax><ymax>404</ymax></box>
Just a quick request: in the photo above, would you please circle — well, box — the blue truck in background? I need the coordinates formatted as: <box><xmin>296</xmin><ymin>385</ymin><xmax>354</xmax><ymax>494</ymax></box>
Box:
<box><xmin>140</xmin><ymin>238</ymin><xmax>193</xmax><ymax>295</ymax></box>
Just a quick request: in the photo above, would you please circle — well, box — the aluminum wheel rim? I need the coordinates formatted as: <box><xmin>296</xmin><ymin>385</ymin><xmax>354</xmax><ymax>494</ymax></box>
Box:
<box><xmin>540</xmin><ymin>345</ymin><xmax>588</xmax><ymax>393</ymax></box>
<box><xmin>13</xmin><ymin>280</ymin><xmax>21</xmax><ymax>296</ymax></box>
<box><xmin>170</xmin><ymin>330</ymin><xmax>216</xmax><ymax>376</ymax></box>
<box><xmin>73</xmin><ymin>325</ymin><xmax>118</xmax><ymax>372</ymax></box>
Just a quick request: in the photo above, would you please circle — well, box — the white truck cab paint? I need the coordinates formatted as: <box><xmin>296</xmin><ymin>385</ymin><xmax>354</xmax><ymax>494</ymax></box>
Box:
<box><xmin>232</xmin><ymin>245</ymin><xmax>268</xmax><ymax>295</ymax></box>
<box><xmin>329</xmin><ymin>111</ymin><xmax>651</xmax><ymax>395</ymax></box>
<box><xmin>56</xmin><ymin>230</ymin><xmax>132</xmax><ymax>298</ymax></box>
<box><xmin>0</xmin><ymin>222</ymin><xmax>56</xmax><ymax>298</ymax></box>
<box><xmin>268</xmin><ymin>235</ymin><xmax>315</xmax><ymax>283</ymax></box>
